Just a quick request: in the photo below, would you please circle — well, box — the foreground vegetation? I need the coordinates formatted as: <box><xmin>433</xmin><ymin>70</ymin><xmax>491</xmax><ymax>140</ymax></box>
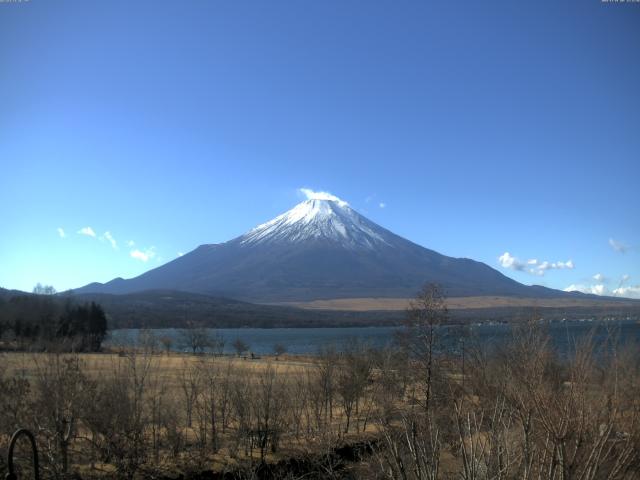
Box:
<box><xmin>1</xmin><ymin>285</ymin><xmax>638</xmax><ymax>479</ymax></box>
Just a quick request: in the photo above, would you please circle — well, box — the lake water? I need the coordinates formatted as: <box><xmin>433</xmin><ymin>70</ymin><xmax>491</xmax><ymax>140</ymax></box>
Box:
<box><xmin>107</xmin><ymin>319</ymin><xmax>640</xmax><ymax>356</ymax></box>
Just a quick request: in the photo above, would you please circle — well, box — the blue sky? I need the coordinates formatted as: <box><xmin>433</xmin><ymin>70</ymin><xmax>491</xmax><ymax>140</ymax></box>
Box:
<box><xmin>0</xmin><ymin>1</ymin><xmax>638</xmax><ymax>297</ymax></box>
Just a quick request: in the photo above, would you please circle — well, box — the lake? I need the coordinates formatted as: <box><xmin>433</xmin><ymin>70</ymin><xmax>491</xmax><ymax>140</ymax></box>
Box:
<box><xmin>107</xmin><ymin>318</ymin><xmax>640</xmax><ymax>356</ymax></box>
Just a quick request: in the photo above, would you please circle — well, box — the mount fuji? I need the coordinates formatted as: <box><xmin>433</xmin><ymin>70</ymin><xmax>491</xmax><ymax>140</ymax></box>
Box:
<box><xmin>75</xmin><ymin>198</ymin><xmax>581</xmax><ymax>302</ymax></box>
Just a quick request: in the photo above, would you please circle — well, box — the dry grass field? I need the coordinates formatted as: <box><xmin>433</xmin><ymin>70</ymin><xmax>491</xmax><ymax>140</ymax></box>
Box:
<box><xmin>0</xmin><ymin>352</ymin><xmax>315</xmax><ymax>399</ymax></box>
<box><xmin>3</xmin><ymin>350</ymin><xmax>305</xmax><ymax>373</ymax></box>
<box><xmin>272</xmin><ymin>295</ymin><xmax>640</xmax><ymax>311</ymax></box>
<box><xmin>2</xmin><ymin>351</ymin><xmax>316</xmax><ymax>390</ymax></box>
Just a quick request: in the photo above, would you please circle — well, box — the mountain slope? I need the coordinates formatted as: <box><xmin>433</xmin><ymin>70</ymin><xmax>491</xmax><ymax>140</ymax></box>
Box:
<box><xmin>75</xmin><ymin>199</ymin><xmax>587</xmax><ymax>302</ymax></box>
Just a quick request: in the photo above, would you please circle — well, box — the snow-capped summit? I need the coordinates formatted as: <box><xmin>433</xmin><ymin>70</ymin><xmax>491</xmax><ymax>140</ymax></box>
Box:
<box><xmin>240</xmin><ymin>199</ymin><xmax>390</xmax><ymax>249</ymax></box>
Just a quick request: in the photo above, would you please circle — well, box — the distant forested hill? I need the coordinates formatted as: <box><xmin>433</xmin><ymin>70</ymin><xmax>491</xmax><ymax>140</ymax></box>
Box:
<box><xmin>0</xmin><ymin>289</ymin><xmax>107</xmax><ymax>351</ymax></box>
<box><xmin>72</xmin><ymin>290</ymin><xmax>402</xmax><ymax>328</ymax></box>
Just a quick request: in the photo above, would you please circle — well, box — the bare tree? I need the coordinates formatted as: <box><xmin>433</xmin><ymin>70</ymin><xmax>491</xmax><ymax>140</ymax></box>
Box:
<box><xmin>179</xmin><ymin>359</ymin><xmax>202</xmax><ymax>429</ymax></box>
<box><xmin>377</xmin><ymin>417</ymin><xmax>441</xmax><ymax>480</ymax></box>
<box><xmin>230</xmin><ymin>372</ymin><xmax>252</xmax><ymax>458</ymax></box>
<box><xmin>233</xmin><ymin>338</ymin><xmax>249</xmax><ymax>357</ymax></box>
<box><xmin>138</xmin><ymin>329</ymin><xmax>158</xmax><ymax>353</ymax></box>
<box><xmin>217</xmin><ymin>360</ymin><xmax>235</xmax><ymax>434</ymax></box>
<box><xmin>0</xmin><ymin>357</ymin><xmax>31</xmax><ymax>440</ymax></box>
<box><xmin>211</xmin><ymin>331</ymin><xmax>225</xmax><ymax>356</ymax></box>
<box><xmin>144</xmin><ymin>356</ymin><xmax>168</xmax><ymax>464</ymax></box>
<box><xmin>452</xmin><ymin>395</ymin><xmax>515</xmax><ymax>480</ymax></box>
<box><xmin>159</xmin><ymin>335</ymin><xmax>173</xmax><ymax>355</ymax></box>
<box><xmin>249</xmin><ymin>364</ymin><xmax>288</xmax><ymax>461</ymax></box>
<box><xmin>82</xmin><ymin>351</ymin><xmax>155</xmax><ymax>479</ymax></box>
<box><xmin>273</xmin><ymin>343</ymin><xmax>287</xmax><ymax>360</ymax></box>
<box><xmin>195</xmin><ymin>357</ymin><xmax>222</xmax><ymax>452</ymax></box>
<box><xmin>374</xmin><ymin>284</ymin><xmax>448</xmax><ymax>480</ymax></box>
<box><xmin>336</xmin><ymin>344</ymin><xmax>371</xmax><ymax>433</ymax></box>
<box><xmin>32</xmin><ymin>353</ymin><xmax>87</xmax><ymax>478</ymax></box>
<box><xmin>33</xmin><ymin>283</ymin><xmax>57</xmax><ymax>295</ymax></box>
<box><xmin>400</xmin><ymin>283</ymin><xmax>448</xmax><ymax>414</ymax></box>
<box><xmin>317</xmin><ymin>346</ymin><xmax>338</xmax><ymax>427</ymax></box>
<box><xmin>180</xmin><ymin>326</ymin><xmax>213</xmax><ymax>355</ymax></box>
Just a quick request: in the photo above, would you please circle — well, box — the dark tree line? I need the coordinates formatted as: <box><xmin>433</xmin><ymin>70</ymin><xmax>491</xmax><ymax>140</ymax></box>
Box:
<box><xmin>0</xmin><ymin>291</ymin><xmax>107</xmax><ymax>351</ymax></box>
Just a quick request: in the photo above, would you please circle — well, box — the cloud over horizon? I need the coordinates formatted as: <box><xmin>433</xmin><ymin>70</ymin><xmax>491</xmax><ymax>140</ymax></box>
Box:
<box><xmin>612</xmin><ymin>285</ymin><xmax>640</xmax><ymax>299</ymax></box>
<box><xmin>564</xmin><ymin>283</ymin><xmax>607</xmax><ymax>296</ymax></box>
<box><xmin>57</xmin><ymin>228</ymin><xmax>66</xmax><ymax>238</ymax></box>
<box><xmin>564</xmin><ymin>274</ymin><xmax>639</xmax><ymax>299</ymax></box>
<box><xmin>564</xmin><ymin>283</ymin><xmax>640</xmax><ymax>299</ymax></box>
<box><xmin>498</xmin><ymin>252</ymin><xmax>574</xmax><ymax>276</ymax></box>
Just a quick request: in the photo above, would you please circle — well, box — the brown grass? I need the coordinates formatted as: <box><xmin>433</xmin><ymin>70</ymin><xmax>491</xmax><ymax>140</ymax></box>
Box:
<box><xmin>2</xmin><ymin>351</ymin><xmax>314</xmax><ymax>384</ymax></box>
<box><xmin>269</xmin><ymin>295</ymin><xmax>640</xmax><ymax>311</ymax></box>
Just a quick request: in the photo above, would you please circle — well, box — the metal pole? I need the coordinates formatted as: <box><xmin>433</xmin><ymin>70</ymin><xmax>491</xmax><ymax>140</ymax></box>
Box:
<box><xmin>5</xmin><ymin>428</ymin><xmax>40</xmax><ymax>480</ymax></box>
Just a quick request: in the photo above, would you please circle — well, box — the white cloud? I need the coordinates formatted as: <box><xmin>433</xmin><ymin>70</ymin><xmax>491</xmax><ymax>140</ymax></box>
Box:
<box><xmin>178</xmin><ymin>252</ymin><xmax>184</xmax><ymax>257</ymax></box>
<box><xmin>609</xmin><ymin>238</ymin><xmax>629</xmax><ymax>253</ymax></box>
<box><xmin>77</xmin><ymin>227</ymin><xmax>96</xmax><ymax>238</ymax></box>
<box><xmin>612</xmin><ymin>285</ymin><xmax>640</xmax><ymax>299</ymax></box>
<box><xmin>127</xmin><ymin>240</ymin><xmax>135</xmax><ymax>247</ymax></box>
<box><xmin>57</xmin><ymin>228</ymin><xmax>66</xmax><ymax>238</ymax></box>
<box><xmin>614</xmin><ymin>274</ymin><xmax>631</xmax><ymax>292</ymax></box>
<box><xmin>298</xmin><ymin>188</ymin><xmax>348</xmax><ymax>206</ymax></box>
<box><xmin>564</xmin><ymin>274</ymin><xmax>640</xmax><ymax>299</ymax></box>
<box><xmin>537</xmin><ymin>261</ymin><xmax>551</xmax><ymax>273</ymax></box>
<box><xmin>379</xmin><ymin>202</ymin><xmax>386</xmax><ymax>209</ymax></box>
<box><xmin>536</xmin><ymin>260</ymin><xmax>574</xmax><ymax>272</ymax></box>
<box><xmin>102</xmin><ymin>231</ymin><xmax>117</xmax><ymax>249</ymax></box>
<box><xmin>130</xmin><ymin>247</ymin><xmax>156</xmax><ymax>262</ymax></box>
<box><xmin>498</xmin><ymin>252</ymin><xmax>525</xmax><ymax>271</ymax></box>
<box><xmin>498</xmin><ymin>252</ymin><xmax>574</xmax><ymax>276</ymax></box>
<box><xmin>564</xmin><ymin>284</ymin><xmax>584</xmax><ymax>293</ymax></box>
<box><xmin>563</xmin><ymin>284</ymin><xmax>607</xmax><ymax>296</ymax></box>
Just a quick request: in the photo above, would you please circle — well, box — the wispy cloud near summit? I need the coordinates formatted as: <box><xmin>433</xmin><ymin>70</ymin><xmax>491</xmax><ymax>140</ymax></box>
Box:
<box><xmin>298</xmin><ymin>188</ymin><xmax>348</xmax><ymax>206</ymax></box>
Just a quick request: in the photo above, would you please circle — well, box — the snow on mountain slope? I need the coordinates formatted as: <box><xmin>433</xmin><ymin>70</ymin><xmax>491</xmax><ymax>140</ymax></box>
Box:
<box><xmin>240</xmin><ymin>199</ymin><xmax>391</xmax><ymax>249</ymax></box>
